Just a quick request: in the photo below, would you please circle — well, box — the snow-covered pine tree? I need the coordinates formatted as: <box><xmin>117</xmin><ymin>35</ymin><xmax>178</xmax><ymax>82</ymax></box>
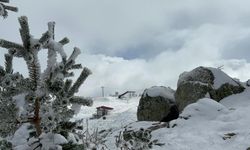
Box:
<box><xmin>0</xmin><ymin>16</ymin><xmax>93</xmax><ymax>149</ymax></box>
<box><xmin>0</xmin><ymin>0</ymin><xmax>18</xmax><ymax>18</ymax></box>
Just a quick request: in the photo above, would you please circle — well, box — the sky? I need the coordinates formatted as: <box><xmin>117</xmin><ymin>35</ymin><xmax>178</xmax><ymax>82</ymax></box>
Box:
<box><xmin>1</xmin><ymin>0</ymin><xmax>250</xmax><ymax>96</ymax></box>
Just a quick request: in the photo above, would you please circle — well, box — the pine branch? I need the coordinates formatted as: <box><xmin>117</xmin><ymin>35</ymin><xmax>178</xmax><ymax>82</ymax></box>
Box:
<box><xmin>3</xmin><ymin>4</ymin><xmax>17</xmax><ymax>12</ymax></box>
<box><xmin>0</xmin><ymin>3</ymin><xmax>7</xmax><ymax>18</ymax></box>
<box><xmin>48</xmin><ymin>40</ymin><xmax>67</xmax><ymax>60</ymax></box>
<box><xmin>0</xmin><ymin>78</ymin><xmax>31</xmax><ymax>98</ymax></box>
<box><xmin>59</xmin><ymin>37</ymin><xmax>70</xmax><ymax>45</ymax></box>
<box><xmin>18</xmin><ymin>16</ymin><xmax>31</xmax><ymax>50</ymax></box>
<box><xmin>0</xmin><ymin>39</ymin><xmax>24</xmax><ymax>51</ymax></box>
<box><xmin>63</xmin><ymin>79</ymin><xmax>72</xmax><ymax>93</ymax></box>
<box><xmin>68</xmin><ymin>67</ymin><xmax>92</xmax><ymax>97</ymax></box>
<box><xmin>70</xmin><ymin>64</ymin><xmax>82</xmax><ymax>70</ymax></box>
<box><xmin>68</xmin><ymin>47</ymin><xmax>81</xmax><ymax>63</ymax></box>
<box><xmin>8</xmin><ymin>49</ymin><xmax>25</xmax><ymax>58</ymax></box>
<box><xmin>42</xmin><ymin>49</ymin><xmax>57</xmax><ymax>79</ymax></box>
<box><xmin>4</xmin><ymin>53</ymin><xmax>13</xmax><ymax>73</ymax></box>
<box><xmin>64</xmin><ymin>72</ymin><xmax>74</xmax><ymax>78</ymax></box>
<box><xmin>18</xmin><ymin>78</ymin><xmax>33</xmax><ymax>90</ymax></box>
<box><xmin>0</xmin><ymin>0</ymin><xmax>9</xmax><ymax>3</ymax></box>
<box><xmin>69</xmin><ymin>96</ymin><xmax>93</xmax><ymax>106</ymax></box>
<box><xmin>48</xmin><ymin>22</ymin><xmax>55</xmax><ymax>40</ymax></box>
<box><xmin>39</xmin><ymin>31</ymin><xmax>51</xmax><ymax>46</ymax></box>
<box><xmin>42</xmin><ymin>22</ymin><xmax>57</xmax><ymax>80</ymax></box>
<box><xmin>0</xmin><ymin>1</ymin><xmax>17</xmax><ymax>18</ymax></box>
<box><xmin>62</xmin><ymin>47</ymin><xmax>81</xmax><ymax>72</ymax></box>
<box><xmin>1</xmin><ymin>88</ymin><xmax>23</xmax><ymax>98</ymax></box>
<box><xmin>0</xmin><ymin>66</ymin><xmax>5</xmax><ymax>76</ymax></box>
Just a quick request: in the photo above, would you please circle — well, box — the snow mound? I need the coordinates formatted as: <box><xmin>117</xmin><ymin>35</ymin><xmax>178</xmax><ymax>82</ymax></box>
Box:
<box><xmin>143</xmin><ymin>86</ymin><xmax>175</xmax><ymax>100</ymax></box>
<box><xmin>40</xmin><ymin>133</ymin><xmax>68</xmax><ymax>145</ymax></box>
<box><xmin>12</xmin><ymin>124</ymin><xmax>30</xmax><ymax>147</ymax></box>
<box><xmin>181</xmin><ymin>98</ymin><xmax>229</xmax><ymax>120</ymax></box>
<box><xmin>38</xmin><ymin>133</ymin><xmax>68</xmax><ymax>150</ymax></box>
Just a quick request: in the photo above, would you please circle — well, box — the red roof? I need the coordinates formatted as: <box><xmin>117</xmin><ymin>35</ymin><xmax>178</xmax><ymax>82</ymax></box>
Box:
<box><xmin>96</xmin><ymin>106</ymin><xmax>114</xmax><ymax>110</ymax></box>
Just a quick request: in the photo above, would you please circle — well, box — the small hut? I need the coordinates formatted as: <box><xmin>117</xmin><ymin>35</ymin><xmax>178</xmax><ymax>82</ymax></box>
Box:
<box><xmin>93</xmin><ymin>106</ymin><xmax>114</xmax><ymax>119</ymax></box>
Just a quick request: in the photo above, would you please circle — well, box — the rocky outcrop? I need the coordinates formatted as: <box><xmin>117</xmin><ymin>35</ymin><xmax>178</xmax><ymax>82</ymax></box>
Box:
<box><xmin>175</xmin><ymin>81</ymin><xmax>212</xmax><ymax>113</ymax></box>
<box><xmin>137</xmin><ymin>86</ymin><xmax>176</xmax><ymax>121</ymax></box>
<box><xmin>175</xmin><ymin>66</ymin><xmax>245</xmax><ymax>111</ymax></box>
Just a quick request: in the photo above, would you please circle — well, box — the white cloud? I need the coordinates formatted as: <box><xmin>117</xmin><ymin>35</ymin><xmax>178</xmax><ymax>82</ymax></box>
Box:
<box><xmin>2</xmin><ymin>0</ymin><xmax>250</xmax><ymax>58</ymax></box>
<box><xmin>79</xmin><ymin>53</ymin><xmax>250</xmax><ymax>97</ymax></box>
<box><xmin>1</xmin><ymin>0</ymin><xmax>250</xmax><ymax>97</ymax></box>
<box><xmin>1</xmin><ymin>47</ymin><xmax>250</xmax><ymax>97</ymax></box>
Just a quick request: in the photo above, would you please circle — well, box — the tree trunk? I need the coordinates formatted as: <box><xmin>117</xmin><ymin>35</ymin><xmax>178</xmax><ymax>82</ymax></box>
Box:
<box><xmin>34</xmin><ymin>97</ymin><xmax>42</xmax><ymax>136</ymax></box>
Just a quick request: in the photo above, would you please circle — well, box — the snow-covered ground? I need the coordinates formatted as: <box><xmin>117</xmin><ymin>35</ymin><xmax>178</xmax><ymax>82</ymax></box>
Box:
<box><xmin>74</xmin><ymin>87</ymin><xmax>250</xmax><ymax>150</ymax></box>
<box><xmin>73</xmin><ymin>97</ymin><xmax>140</xmax><ymax>131</ymax></box>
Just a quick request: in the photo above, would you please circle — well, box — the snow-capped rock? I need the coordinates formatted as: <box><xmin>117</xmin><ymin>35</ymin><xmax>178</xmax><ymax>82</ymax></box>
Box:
<box><xmin>175</xmin><ymin>66</ymin><xmax>245</xmax><ymax>111</ymax></box>
<box><xmin>142</xmin><ymin>86</ymin><xmax>175</xmax><ymax>100</ymax></box>
<box><xmin>137</xmin><ymin>86</ymin><xmax>176</xmax><ymax>121</ymax></box>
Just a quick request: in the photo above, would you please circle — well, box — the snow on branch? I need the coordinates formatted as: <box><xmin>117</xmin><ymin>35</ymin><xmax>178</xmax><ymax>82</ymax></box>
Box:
<box><xmin>70</xmin><ymin>64</ymin><xmax>82</xmax><ymax>70</ymax></box>
<box><xmin>69</xmin><ymin>96</ymin><xmax>93</xmax><ymax>106</ymax></box>
<box><xmin>38</xmin><ymin>31</ymin><xmax>51</xmax><ymax>47</ymax></box>
<box><xmin>63</xmin><ymin>79</ymin><xmax>73</xmax><ymax>93</ymax></box>
<box><xmin>68</xmin><ymin>67</ymin><xmax>92</xmax><ymax>97</ymax></box>
<box><xmin>68</xmin><ymin>47</ymin><xmax>81</xmax><ymax>63</ymax></box>
<box><xmin>3</xmin><ymin>4</ymin><xmax>17</xmax><ymax>12</ymax></box>
<box><xmin>42</xmin><ymin>22</ymin><xmax>56</xmax><ymax>79</ymax></box>
<box><xmin>18</xmin><ymin>16</ymin><xmax>31</xmax><ymax>50</ymax></box>
<box><xmin>59</xmin><ymin>37</ymin><xmax>70</xmax><ymax>45</ymax></box>
<box><xmin>48</xmin><ymin>21</ymin><xmax>55</xmax><ymax>39</ymax></box>
<box><xmin>0</xmin><ymin>0</ymin><xmax>18</xmax><ymax>18</ymax></box>
<box><xmin>0</xmin><ymin>0</ymin><xmax>9</xmax><ymax>3</ymax></box>
<box><xmin>0</xmin><ymin>39</ymin><xmax>24</xmax><ymax>51</ymax></box>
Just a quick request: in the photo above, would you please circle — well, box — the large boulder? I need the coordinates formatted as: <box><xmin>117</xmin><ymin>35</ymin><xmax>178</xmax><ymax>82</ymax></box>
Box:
<box><xmin>137</xmin><ymin>86</ymin><xmax>176</xmax><ymax>121</ymax></box>
<box><xmin>246</xmin><ymin>79</ymin><xmax>250</xmax><ymax>87</ymax></box>
<box><xmin>175</xmin><ymin>66</ymin><xmax>245</xmax><ymax>111</ymax></box>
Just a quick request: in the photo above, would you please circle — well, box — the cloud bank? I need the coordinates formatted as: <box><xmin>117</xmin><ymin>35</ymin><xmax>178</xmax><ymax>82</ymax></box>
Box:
<box><xmin>1</xmin><ymin>0</ymin><xmax>250</xmax><ymax>96</ymax></box>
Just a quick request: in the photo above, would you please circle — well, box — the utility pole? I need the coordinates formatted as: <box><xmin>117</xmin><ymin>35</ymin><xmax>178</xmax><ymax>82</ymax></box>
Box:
<box><xmin>101</xmin><ymin>86</ymin><xmax>105</xmax><ymax>97</ymax></box>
